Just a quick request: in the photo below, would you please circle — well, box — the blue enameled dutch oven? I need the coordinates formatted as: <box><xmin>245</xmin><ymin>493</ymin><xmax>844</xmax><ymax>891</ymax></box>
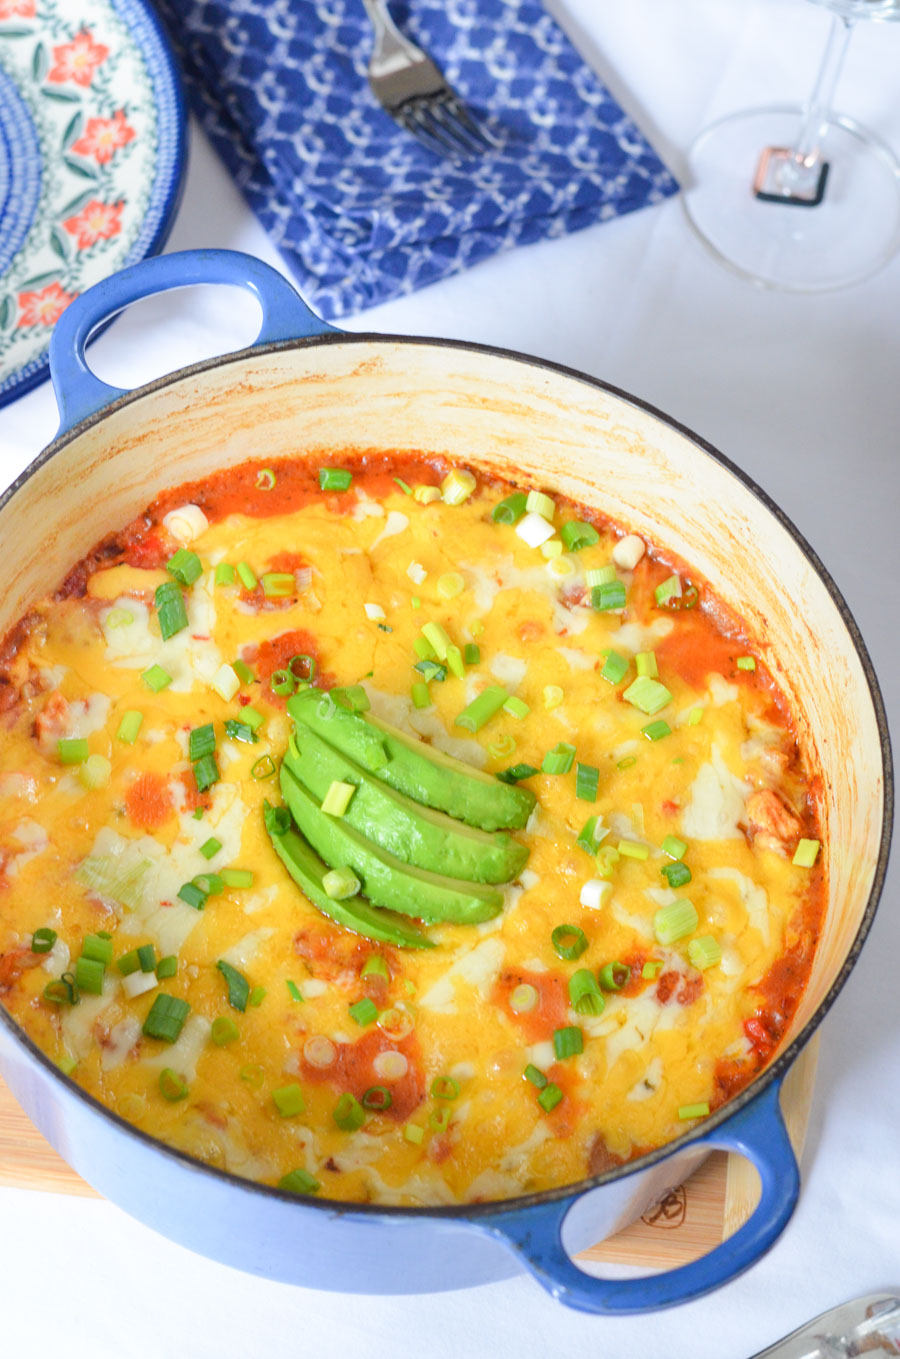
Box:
<box><xmin>0</xmin><ymin>250</ymin><xmax>891</xmax><ymax>1313</ymax></box>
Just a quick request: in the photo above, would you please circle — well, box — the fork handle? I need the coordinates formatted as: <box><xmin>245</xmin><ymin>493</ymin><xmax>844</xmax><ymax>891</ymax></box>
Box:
<box><xmin>360</xmin><ymin>0</ymin><xmax>423</xmax><ymax>70</ymax></box>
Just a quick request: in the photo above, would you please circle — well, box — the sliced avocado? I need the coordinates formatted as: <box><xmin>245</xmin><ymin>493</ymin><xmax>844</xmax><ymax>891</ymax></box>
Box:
<box><xmin>263</xmin><ymin>802</ymin><xmax>432</xmax><ymax>949</ymax></box>
<box><xmin>287</xmin><ymin>690</ymin><xmax>535</xmax><ymax>831</ymax></box>
<box><xmin>285</xmin><ymin>728</ymin><xmax>528</xmax><ymax>884</ymax></box>
<box><xmin>280</xmin><ymin>764</ymin><xmax>504</xmax><ymax>926</ymax></box>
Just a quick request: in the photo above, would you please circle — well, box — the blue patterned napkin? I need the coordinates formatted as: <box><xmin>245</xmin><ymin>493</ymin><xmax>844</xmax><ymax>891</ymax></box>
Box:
<box><xmin>153</xmin><ymin>0</ymin><xmax>678</xmax><ymax>319</ymax></box>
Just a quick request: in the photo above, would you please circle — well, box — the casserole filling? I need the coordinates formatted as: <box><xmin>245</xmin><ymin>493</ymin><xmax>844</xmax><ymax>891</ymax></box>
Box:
<box><xmin>0</xmin><ymin>457</ymin><xmax>823</xmax><ymax>1206</ymax></box>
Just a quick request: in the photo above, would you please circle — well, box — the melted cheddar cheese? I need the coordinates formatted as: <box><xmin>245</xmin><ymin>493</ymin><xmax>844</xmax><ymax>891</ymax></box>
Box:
<box><xmin>0</xmin><ymin>458</ymin><xmax>824</xmax><ymax>1205</ymax></box>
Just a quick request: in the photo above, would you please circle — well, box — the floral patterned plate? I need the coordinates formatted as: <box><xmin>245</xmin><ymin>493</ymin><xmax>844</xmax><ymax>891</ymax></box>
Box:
<box><xmin>0</xmin><ymin>0</ymin><xmax>186</xmax><ymax>409</ymax></box>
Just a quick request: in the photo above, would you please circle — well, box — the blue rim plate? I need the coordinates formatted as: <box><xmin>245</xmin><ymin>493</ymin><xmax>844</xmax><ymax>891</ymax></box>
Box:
<box><xmin>0</xmin><ymin>0</ymin><xmax>186</xmax><ymax>409</ymax></box>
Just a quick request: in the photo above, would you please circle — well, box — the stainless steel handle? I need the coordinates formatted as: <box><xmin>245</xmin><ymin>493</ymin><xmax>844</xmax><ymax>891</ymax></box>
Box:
<box><xmin>360</xmin><ymin>0</ymin><xmax>424</xmax><ymax>75</ymax></box>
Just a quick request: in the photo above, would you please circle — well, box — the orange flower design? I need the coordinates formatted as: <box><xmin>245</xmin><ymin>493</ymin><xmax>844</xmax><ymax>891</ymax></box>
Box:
<box><xmin>48</xmin><ymin>29</ymin><xmax>109</xmax><ymax>87</ymax></box>
<box><xmin>63</xmin><ymin>199</ymin><xmax>124</xmax><ymax>249</ymax></box>
<box><xmin>70</xmin><ymin>110</ymin><xmax>136</xmax><ymax>164</ymax></box>
<box><xmin>16</xmin><ymin>282</ymin><xmax>77</xmax><ymax>329</ymax></box>
<box><xmin>0</xmin><ymin>1</ymin><xmax>37</xmax><ymax>18</ymax></box>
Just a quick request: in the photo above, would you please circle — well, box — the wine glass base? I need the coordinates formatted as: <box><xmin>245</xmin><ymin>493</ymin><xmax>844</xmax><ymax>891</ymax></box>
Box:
<box><xmin>683</xmin><ymin>104</ymin><xmax>900</xmax><ymax>291</ymax></box>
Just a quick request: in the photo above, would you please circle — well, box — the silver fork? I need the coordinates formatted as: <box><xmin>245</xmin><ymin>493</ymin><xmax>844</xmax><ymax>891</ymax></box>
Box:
<box><xmin>360</xmin><ymin>0</ymin><xmax>498</xmax><ymax>159</ymax></box>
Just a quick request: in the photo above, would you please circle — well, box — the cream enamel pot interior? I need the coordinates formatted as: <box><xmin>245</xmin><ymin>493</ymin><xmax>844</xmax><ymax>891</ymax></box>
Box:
<box><xmin>0</xmin><ymin>251</ymin><xmax>890</xmax><ymax>1314</ymax></box>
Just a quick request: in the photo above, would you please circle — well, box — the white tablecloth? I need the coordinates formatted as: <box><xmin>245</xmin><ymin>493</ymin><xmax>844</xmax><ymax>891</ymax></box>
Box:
<box><xmin>2</xmin><ymin>2</ymin><xmax>899</xmax><ymax>1355</ymax></box>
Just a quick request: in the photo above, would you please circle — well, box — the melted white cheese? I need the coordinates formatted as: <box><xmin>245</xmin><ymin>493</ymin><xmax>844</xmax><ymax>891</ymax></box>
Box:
<box><xmin>100</xmin><ymin>572</ymin><xmax>222</xmax><ymax>693</ymax></box>
<box><xmin>708</xmin><ymin>867</ymin><xmax>772</xmax><ymax>946</ymax></box>
<box><xmin>681</xmin><ymin>746</ymin><xmax>750</xmax><ymax>841</ymax></box>
<box><xmin>418</xmin><ymin>937</ymin><xmax>506</xmax><ymax>1014</ymax></box>
<box><xmin>369</xmin><ymin>511</ymin><xmax>409</xmax><ymax>551</ymax></box>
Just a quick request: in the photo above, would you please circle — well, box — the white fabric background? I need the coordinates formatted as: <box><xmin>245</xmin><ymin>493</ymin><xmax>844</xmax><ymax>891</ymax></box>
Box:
<box><xmin>1</xmin><ymin>2</ymin><xmax>898</xmax><ymax>1355</ymax></box>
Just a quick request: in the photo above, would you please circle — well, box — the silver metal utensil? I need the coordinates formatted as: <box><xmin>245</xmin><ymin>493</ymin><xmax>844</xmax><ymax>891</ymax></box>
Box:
<box><xmin>360</xmin><ymin>0</ymin><xmax>498</xmax><ymax>158</ymax></box>
<box><xmin>752</xmin><ymin>1293</ymin><xmax>900</xmax><ymax>1358</ymax></box>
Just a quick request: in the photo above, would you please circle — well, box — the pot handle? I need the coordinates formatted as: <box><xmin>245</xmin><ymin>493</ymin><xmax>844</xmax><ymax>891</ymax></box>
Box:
<box><xmin>49</xmin><ymin>248</ymin><xmax>339</xmax><ymax>436</ymax></box>
<box><xmin>484</xmin><ymin>1076</ymin><xmax>799</xmax><ymax>1315</ymax></box>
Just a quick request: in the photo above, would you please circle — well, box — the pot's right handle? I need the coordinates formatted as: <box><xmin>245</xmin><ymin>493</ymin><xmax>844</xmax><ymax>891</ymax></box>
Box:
<box><xmin>49</xmin><ymin>248</ymin><xmax>339</xmax><ymax>437</ymax></box>
<box><xmin>484</xmin><ymin>1077</ymin><xmax>799</xmax><ymax>1315</ymax></box>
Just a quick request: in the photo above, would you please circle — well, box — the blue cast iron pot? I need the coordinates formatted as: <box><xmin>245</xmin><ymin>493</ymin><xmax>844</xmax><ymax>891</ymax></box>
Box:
<box><xmin>0</xmin><ymin>250</ymin><xmax>891</xmax><ymax>1313</ymax></box>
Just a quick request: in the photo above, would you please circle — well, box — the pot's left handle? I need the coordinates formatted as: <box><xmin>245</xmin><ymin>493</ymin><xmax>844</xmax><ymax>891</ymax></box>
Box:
<box><xmin>49</xmin><ymin>249</ymin><xmax>339</xmax><ymax>437</ymax></box>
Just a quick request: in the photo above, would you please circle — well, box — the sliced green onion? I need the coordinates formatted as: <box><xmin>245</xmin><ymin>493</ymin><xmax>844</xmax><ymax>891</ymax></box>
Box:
<box><xmin>595</xmin><ymin>844</ymin><xmax>620</xmax><ymax>879</ymax></box>
<box><xmin>117</xmin><ymin>949</ymin><xmax>140</xmax><ymax>977</ymax></box>
<box><xmin>31</xmin><ymin>927</ymin><xmax>57</xmax><ymax>954</ymax></box>
<box><xmin>618</xmin><ymin>839</ymin><xmax>649</xmax><ymax>861</ymax></box>
<box><xmin>154</xmin><ymin>581</ymin><xmax>189</xmax><ymax>640</ymax></box>
<box><xmin>241</xmin><ymin>706</ymin><xmax>265</xmax><ymax>732</ymax></box>
<box><xmin>688</xmin><ymin>706</ymin><xmax>704</xmax><ymax>726</ymax></box>
<box><xmin>249</xmin><ymin>985</ymin><xmax>266</xmax><ymax>1007</ymax></box>
<box><xmin>142</xmin><ymin>664</ymin><xmax>172</xmax><ymax>693</ymax></box>
<box><xmin>488</xmin><ymin>734</ymin><xmax>516</xmax><ymax>759</ymax></box>
<box><xmin>361</xmin><ymin>955</ymin><xmax>390</xmax><ymax>981</ymax></box>
<box><xmin>393</xmin><ymin>477</ymin><xmax>412</xmax><ymax>496</ymax></box>
<box><xmin>321</xmin><ymin>780</ymin><xmax>356</xmax><ymax>816</ymax></box>
<box><xmin>655</xmin><ymin>574</ymin><xmax>682</xmax><ymax>606</ymax></box>
<box><xmin>156</xmin><ymin>956</ymin><xmax>177</xmax><ymax>980</ymax></box>
<box><xmin>166</xmin><ymin>548</ymin><xmax>203</xmax><ymax>587</ymax></box>
<box><xmin>430</xmin><ymin>1076</ymin><xmax>460</xmax><ymax>1101</ymax></box>
<box><xmin>642</xmin><ymin>719</ymin><xmax>672</xmax><ymax>742</ymax></box>
<box><xmin>440</xmin><ymin>469</ymin><xmax>476</xmax><ymax>505</ymax></box>
<box><xmin>74</xmin><ymin>955</ymin><xmax>105</xmax><ymax>995</ymax></box>
<box><xmin>553</xmin><ymin>1025</ymin><xmax>584</xmax><ymax>1060</ymax></box>
<box><xmin>159</xmin><ymin>1068</ymin><xmax>188</xmax><ymax>1102</ymax></box>
<box><xmin>509</xmin><ymin>983</ymin><xmax>539</xmax><ymax>1013</ymax></box>
<box><xmin>592</xmin><ymin>581</ymin><xmax>626</xmax><ymax>611</ymax></box>
<box><xmin>793</xmin><ymin>838</ymin><xmax>820</xmax><ymax>868</ymax></box>
<box><xmin>497</xmin><ymin>763</ymin><xmax>539</xmax><ymax>784</ymax></box>
<box><xmin>678</xmin><ymin>1102</ymin><xmax>710</xmax><ymax>1120</ymax></box>
<box><xmin>642</xmin><ymin>960</ymin><xmax>664</xmax><ymax>980</ymax></box>
<box><xmin>525</xmin><ymin>489</ymin><xmax>555</xmax><ymax>521</ymax></box>
<box><xmin>623</xmin><ymin>676</ymin><xmax>672</xmax><ymax>715</ymax></box>
<box><xmin>286</xmin><ymin>980</ymin><xmax>304</xmax><ymax>1003</ymax></box>
<box><xmin>319</xmin><ymin>467</ymin><xmax>353</xmax><ymax>491</ymax></box>
<box><xmin>662</xmin><ymin>835</ymin><xmax>688</xmax><ymax>861</ymax></box>
<box><xmin>262</xmin><ymin>572</ymin><xmax>295</xmax><ymax>598</ymax></box>
<box><xmin>598</xmin><ymin>961</ymin><xmax>630</xmax><ymax>991</ymax></box>
<box><xmin>333</xmin><ymin>1092</ymin><xmax>366</xmax><ymax>1131</ymax></box>
<box><xmin>446</xmin><ymin>645</ymin><xmax>466</xmax><ymax>680</ymax></box>
<box><xmin>617</xmin><ymin>755</ymin><xmax>637</xmax><ymax>770</ymax></box>
<box><xmin>81</xmin><ymin>933</ymin><xmax>112</xmax><ymax>965</ymax></box>
<box><xmin>541</xmin><ymin>742</ymin><xmax>576</xmax><ymax>775</ymax></box>
<box><xmin>463</xmin><ymin>643</ymin><xmax>481</xmax><ymax>665</ymax></box>
<box><xmin>322</xmin><ymin>866</ymin><xmax>361</xmax><ymax>900</ymax></box>
<box><xmin>349</xmin><ymin>998</ymin><xmax>378</xmax><ymax>1026</ymax></box>
<box><xmin>575</xmin><ymin>763</ymin><xmax>599</xmax><ymax>801</ymax></box>
<box><xmin>278</xmin><ymin>1168</ymin><xmax>320</xmax><ymax>1195</ymax></box>
<box><xmin>43</xmin><ymin>973</ymin><xmax>79</xmax><ymax>1006</ymax></box>
<box><xmin>653</xmin><ymin>898</ymin><xmax>699</xmax><ymax>946</ymax></box>
<box><xmin>736</xmin><ymin>656</ymin><xmax>756</xmax><ymax>672</ymax></box>
<box><xmin>78</xmin><ymin>753</ymin><xmax>110</xmax><ymax>790</ymax></box>
<box><xmin>189</xmin><ymin>724</ymin><xmax>216</xmax><ymax>761</ymax></box>
<box><xmin>569</xmin><ymin>969</ymin><xmax>605</xmax><ymax>1017</ymax></box>
<box><xmin>404</xmin><ymin>1122</ymin><xmax>425</xmax><ymax>1144</ymax></box>
<box><xmin>559</xmin><ymin>520</ymin><xmax>600</xmax><ymax>552</ymax></box>
<box><xmin>270</xmin><ymin>668</ymin><xmax>295</xmax><ymax>696</ymax></box>
<box><xmin>538</xmin><ymin>1083</ymin><xmax>563</xmax><ymax>1113</ymax></box>
<box><xmin>411</xmin><ymin>682</ymin><xmax>432</xmax><ymax>710</ymax></box>
<box><xmin>455</xmin><ymin>686</ymin><xmax>509</xmax><ymax>733</ymax></box>
<box><xmin>105</xmin><ymin>606</ymin><xmax>133</xmax><ymax>629</ymax></box>
<box><xmin>192</xmin><ymin>753</ymin><xmax>220</xmax><ymax>794</ymax></box>
<box><xmin>422</xmin><ymin>621</ymin><xmax>452</xmax><ymax>660</ymax></box>
<box><xmin>437</xmin><ymin>572</ymin><xmax>465</xmax><ymax>600</ymax></box>
<box><xmin>256</xmin><ymin>467</ymin><xmax>277</xmax><ymax>491</ymax></box>
<box><xmin>586</xmin><ymin>565</ymin><xmax>617</xmax><ymax>587</ymax></box>
<box><xmin>412</xmin><ymin>635</ymin><xmax>436</xmax><ymax>662</ymax></box>
<box><xmin>543</xmin><ymin>684</ymin><xmax>564</xmax><ymax>710</ymax></box>
<box><xmin>240</xmin><ymin>1064</ymin><xmax>264</xmax><ymax>1087</ymax></box>
<box><xmin>601</xmin><ymin>650</ymin><xmax>629</xmax><ymax>685</ymax></box>
<box><xmin>636</xmin><ymin>651</ymin><xmax>658</xmax><ymax>679</ymax></box>
<box><xmin>116</xmin><ymin>710</ymin><xmax>143</xmax><ymax>744</ymax></box>
<box><xmin>272</xmin><ymin>1083</ymin><xmax>306</xmax><ymax>1118</ymax></box>
<box><xmin>492</xmin><ymin>492</ymin><xmax>528</xmax><ymax>524</ymax></box>
<box><xmin>142</xmin><ymin>994</ymin><xmax>190</xmax><ymax>1043</ymax></box>
<box><xmin>576</xmin><ymin>815</ymin><xmax>606</xmax><ymax>854</ymax></box>
<box><xmin>414</xmin><ymin>659</ymin><xmax>446</xmax><ymax>683</ymax></box>
<box><xmin>57</xmin><ymin>738</ymin><xmax>89</xmax><ymax>765</ymax></box>
<box><xmin>178</xmin><ymin>881</ymin><xmax>208</xmax><ymax>910</ymax></box>
<box><xmin>215</xmin><ymin>563</ymin><xmax>236</xmax><ymax>588</ymax></box>
<box><xmin>503</xmin><ymin>695</ymin><xmax>530</xmax><ymax>720</ymax></box>
<box><xmin>136</xmin><ymin>944</ymin><xmax>156</xmax><ymax>973</ymax></box>
<box><xmin>688</xmin><ymin>935</ymin><xmax>722</xmax><ymax>971</ymax></box>
<box><xmin>223</xmin><ymin>719</ymin><xmax>258</xmax><ymax>745</ymax></box>
<box><xmin>236</xmin><ymin>561</ymin><xmax>258</xmax><ymax>591</ymax></box>
<box><xmin>413</xmin><ymin>485</ymin><xmax>441</xmax><ymax>505</ymax></box>
<box><xmin>551</xmin><ymin>924</ymin><xmax>588</xmax><ymax>961</ymax></box>
<box><xmin>524</xmin><ymin>1064</ymin><xmax>548</xmax><ymax>1088</ymax></box>
<box><xmin>221</xmin><ymin>868</ymin><xmax>254</xmax><ymax>889</ymax></box>
<box><xmin>661</xmin><ymin>861</ymin><xmax>692</xmax><ymax>888</ymax></box>
<box><xmin>216</xmin><ymin>959</ymin><xmax>249</xmax><ymax>1012</ymax></box>
<box><xmin>251</xmin><ymin>755</ymin><xmax>275</xmax><ymax>781</ymax></box>
<box><xmin>211</xmin><ymin>1015</ymin><xmax>239</xmax><ymax>1046</ymax></box>
<box><xmin>232</xmin><ymin>658</ymin><xmax>255</xmax><ymax>685</ymax></box>
<box><xmin>361</xmin><ymin>1085</ymin><xmax>392</xmax><ymax>1111</ymax></box>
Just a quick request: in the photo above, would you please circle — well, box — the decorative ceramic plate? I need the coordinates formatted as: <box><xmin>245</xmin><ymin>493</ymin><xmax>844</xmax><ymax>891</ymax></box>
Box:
<box><xmin>0</xmin><ymin>0</ymin><xmax>186</xmax><ymax>408</ymax></box>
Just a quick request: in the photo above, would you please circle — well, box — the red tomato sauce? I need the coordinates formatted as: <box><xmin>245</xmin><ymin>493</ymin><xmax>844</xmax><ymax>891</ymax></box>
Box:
<box><xmin>492</xmin><ymin>967</ymin><xmax>569</xmax><ymax>1043</ymax></box>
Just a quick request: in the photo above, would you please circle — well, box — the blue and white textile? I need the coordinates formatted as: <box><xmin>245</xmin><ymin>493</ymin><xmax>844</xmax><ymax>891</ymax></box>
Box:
<box><xmin>153</xmin><ymin>0</ymin><xmax>679</xmax><ymax>319</ymax></box>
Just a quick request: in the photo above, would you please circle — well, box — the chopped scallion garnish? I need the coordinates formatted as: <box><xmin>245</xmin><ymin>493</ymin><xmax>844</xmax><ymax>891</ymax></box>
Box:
<box><xmin>333</xmin><ymin>1092</ymin><xmax>366</xmax><ymax>1131</ymax></box>
<box><xmin>641</xmin><ymin>719</ymin><xmax>672</xmax><ymax>741</ymax></box>
<box><xmin>74</xmin><ymin>956</ymin><xmax>105</xmax><ymax>995</ymax></box>
<box><xmin>793</xmin><ymin>838</ymin><xmax>820</xmax><ymax>868</ymax></box>
<box><xmin>492</xmin><ymin>492</ymin><xmax>528</xmax><ymax>525</ymax></box>
<box><xmin>569</xmin><ymin>969</ymin><xmax>605</xmax><ymax>1016</ymax></box>
<box><xmin>142</xmin><ymin>994</ymin><xmax>190</xmax><ymax>1043</ymax></box>
<box><xmin>541</xmin><ymin>742</ymin><xmax>576</xmax><ymax>775</ymax></box>
<box><xmin>496</xmin><ymin>763</ymin><xmax>539</xmax><ymax>784</ymax></box>
<box><xmin>551</xmin><ymin>924</ymin><xmax>588</xmax><ymax>961</ymax></box>
<box><xmin>216</xmin><ymin>959</ymin><xmax>250</xmax><ymax>1012</ymax></box>
<box><xmin>272</xmin><ymin>1083</ymin><xmax>306</xmax><ymax>1118</ymax></box>
<box><xmin>455</xmin><ymin>686</ymin><xmax>509</xmax><ymax>733</ymax></box>
<box><xmin>116</xmin><ymin>710</ymin><xmax>143</xmax><ymax>744</ymax></box>
<box><xmin>559</xmin><ymin>520</ymin><xmax>599</xmax><ymax>552</ymax></box>
<box><xmin>623</xmin><ymin>676</ymin><xmax>672</xmax><ymax>715</ymax></box>
<box><xmin>166</xmin><ymin>548</ymin><xmax>203</xmax><ymax>587</ymax></box>
<box><xmin>463</xmin><ymin>643</ymin><xmax>480</xmax><ymax>665</ymax></box>
<box><xmin>598</xmin><ymin>961</ymin><xmax>630</xmax><ymax>991</ymax></box>
<box><xmin>192</xmin><ymin>753</ymin><xmax>220</xmax><ymax>794</ymax></box>
<box><xmin>687</xmin><ymin>935</ymin><xmax>722</xmax><ymax>971</ymax></box>
<box><xmin>262</xmin><ymin>572</ymin><xmax>296</xmax><ymax>598</ymax></box>
<box><xmin>736</xmin><ymin>656</ymin><xmax>756</xmax><ymax>671</ymax></box>
<box><xmin>278</xmin><ymin>1168</ymin><xmax>320</xmax><ymax>1195</ymax></box>
<box><xmin>441</xmin><ymin>469</ymin><xmax>476</xmax><ymax>505</ymax></box>
<box><xmin>159</xmin><ymin>1068</ymin><xmax>188</xmax><ymax>1102</ymax></box>
<box><xmin>57</xmin><ymin>738</ymin><xmax>89</xmax><ymax>765</ymax></box>
<box><xmin>156</xmin><ymin>956</ymin><xmax>178</xmax><ymax>980</ymax></box>
<box><xmin>653</xmin><ymin>898</ymin><xmax>699</xmax><ymax>946</ymax></box>
<box><xmin>635</xmin><ymin>651</ymin><xmax>658</xmax><ymax>678</ymax></box>
<box><xmin>678</xmin><ymin>1102</ymin><xmax>710</xmax><ymax>1120</ymax></box>
<box><xmin>553</xmin><ymin>1025</ymin><xmax>584</xmax><ymax>1060</ymax></box>
<box><xmin>524</xmin><ymin>1064</ymin><xmax>548</xmax><ymax>1088</ymax></box>
<box><xmin>538</xmin><ymin>1083</ymin><xmax>563</xmax><ymax>1113</ymax></box>
<box><xmin>591</xmin><ymin>581</ymin><xmax>626</xmax><ymax>611</ymax></box>
<box><xmin>601</xmin><ymin>650</ymin><xmax>628</xmax><ymax>685</ymax></box>
<box><xmin>655</xmin><ymin>574</ymin><xmax>682</xmax><ymax>606</ymax></box>
<box><xmin>319</xmin><ymin>467</ymin><xmax>353</xmax><ymax>491</ymax></box>
<box><xmin>31</xmin><ymin>927</ymin><xmax>57</xmax><ymax>954</ymax></box>
<box><xmin>661</xmin><ymin>860</ymin><xmax>692</xmax><ymax>888</ymax></box>
<box><xmin>141</xmin><ymin>664</ymin><xmax>172</xmax><ymax>693</ymax></box>
<box><xmin>503</xmin><ymin>695</ymin><xmax>530</xmax><ymax>720</ymax></box>
<box><xmin>221</xmin><ymin>868</ymin><xmax>254</xmax><ymax>888</ymax></box>
<box><xmin>349</xmin><ymin>997</ymin><xmax>378</xmax><ymax>1026</ymax></box>
<box><xmin>215</xmin><ymin>563</ymin><xmax>236</xmax><ymax>588</ymax></box>
<box><xmin>188</xmin><ymin>723</ymin><xmax>216</xmax><ymax>762</ymax></box>
<box><xmin>321</xmin><ymin>780</ymin><xmax>356</xmax><ymax>816</ymax></box>
<box><xmin>575</xmin><ymin>762</ymin><xmax>599</xmax><ymax>801</ymax></box>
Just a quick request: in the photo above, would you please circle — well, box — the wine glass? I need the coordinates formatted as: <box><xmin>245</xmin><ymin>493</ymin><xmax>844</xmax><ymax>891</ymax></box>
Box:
<box><xmin>683</xmin><ymin>0</ymin><xmax>900</xmax><ymax>291</ymax></box>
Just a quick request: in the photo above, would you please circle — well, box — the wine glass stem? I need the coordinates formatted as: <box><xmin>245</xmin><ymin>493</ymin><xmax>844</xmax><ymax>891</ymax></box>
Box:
<box><xmin>792</xmin><ymin>13</ymin><xmax>855</xmax><ymax>166</ymax></box>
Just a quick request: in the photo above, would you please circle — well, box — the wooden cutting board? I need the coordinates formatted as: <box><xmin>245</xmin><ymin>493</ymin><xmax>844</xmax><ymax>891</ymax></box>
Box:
<box><xmin>0</xmin><ymin>1036</ymin><xmax>818</xmax><ymax>1266</ymax></box>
